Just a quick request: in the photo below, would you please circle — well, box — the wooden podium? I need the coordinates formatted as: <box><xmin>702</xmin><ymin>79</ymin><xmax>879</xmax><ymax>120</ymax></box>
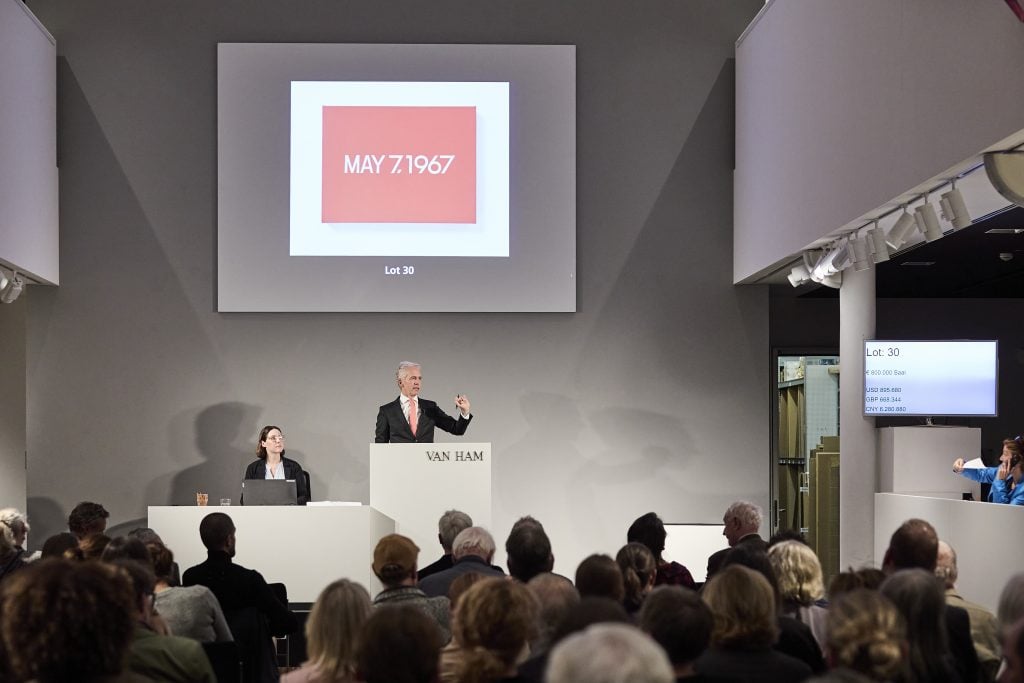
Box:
<box><xmin>370</xmin><ymin>442</ymin><xmax>492</xmax><ymax>565</ymax></box>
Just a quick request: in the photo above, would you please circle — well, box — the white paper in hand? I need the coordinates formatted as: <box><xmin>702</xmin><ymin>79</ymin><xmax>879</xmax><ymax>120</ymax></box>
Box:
<box><xmin>962</xmin><ymin>457</ymin><xmax>985</xmax><ymax>470</ymax></box>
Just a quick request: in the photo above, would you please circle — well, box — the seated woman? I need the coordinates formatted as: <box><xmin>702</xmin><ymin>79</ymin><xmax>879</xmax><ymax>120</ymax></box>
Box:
<box><xmin>149</xmin><ymin>541</ymin><xmax>233</xmax><ymax>643</ymax></box>
<box><xmin>244</xmin><ymin>425</ymin><xmax>309</xmax><ymax>505</ymax></box>
<box><xmin>768</xmin><ymin>540</ymin><xmax>828</xmax><ymax>652</ymax></box>
<box><xmin>953</xmin><ymin>436</ymin><xmax>1024</xmax><ymax>505</ymax></box>
<box><xmin>451</xmin><ymin>577</ymin><xmax>538</xmax><ymax>683</ymax></box>
<box><xmin>696</xmin><ymin>564</ymin><xmax>813</xmax><ymax>683</ymax></box>
<box><xmin>282</xmin><ymin>578</ymin><xmax>371</xmax><ymax>683</ymax></box>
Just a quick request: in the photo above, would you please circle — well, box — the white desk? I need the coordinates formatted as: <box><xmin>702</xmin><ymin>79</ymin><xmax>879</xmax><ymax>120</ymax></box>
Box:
<box><xmin>148</xmin><ymin>505</ymin><xmax>394</xmax><ymax>603</ymax></box>
<box><xmin>875</xmin><ymin>493</ymin><xmax>1023</xmax><ymax>612</ymax></box>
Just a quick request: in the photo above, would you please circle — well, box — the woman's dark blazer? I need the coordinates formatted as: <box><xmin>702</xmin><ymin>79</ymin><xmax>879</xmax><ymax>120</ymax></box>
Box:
<box><xmin>243</xmin><ymin>457</ymin><xmax>309</xmax><ymax>505</ymax></box>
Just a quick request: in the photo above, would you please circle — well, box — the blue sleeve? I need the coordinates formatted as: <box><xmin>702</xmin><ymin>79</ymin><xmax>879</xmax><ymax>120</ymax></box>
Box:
<box><xmin>992</xmin><ymin>478</ymin><xmax>1024</xmax><ymax>505</ymax></box>
<box><xmin>960</xmin><ymin>466</ymin><xmax>997</xmax><ymax>484</ymax></box>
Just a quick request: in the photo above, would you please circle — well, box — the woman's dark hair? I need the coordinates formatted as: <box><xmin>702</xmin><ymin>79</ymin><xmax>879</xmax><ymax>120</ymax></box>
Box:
<box><xmin>880</xmin><ymin>569</ymin><xmax>956</xmax><ymax>683</ymax></box>
<box><xmin>40</xmin><ymin>532</ymin><xmax>79</xmax><ymax>559</ymax></box>
<box><xmin>616</xmin><ymin>542</ymin><xmax>656</xmax><ymax>613</ymax></box>
<box><xmin>627</xmin><ymin>512</ymin><xmax>667</xmax><ymax>560</ymax></box>
<box><xmin>101</xmin><ymin>536</ymin><xmax>151</xmax><ymax>564</ymax></box>
<box><xmin>1006</xmin><ymin>437</ymin><xmax>1024</xmax><ymax>468</ymax></box>
<box><xmin>0</xmin><ymin>559</ymin><xmax>135</xmax><ymax>682</ymax></box>
<box><xmin>256</xmin><ymin>424</ymin><xmax>285</xmax><ymax>460</ymax></box>
<box><xmin>147</xmin><ymin>542</ymin><xmax>175</xmax><ymax>581</ymax></box>
<box><xmin>358</xmin><ymin>605</ymin><xmax>443</xmax><ymax>683</ymax></box>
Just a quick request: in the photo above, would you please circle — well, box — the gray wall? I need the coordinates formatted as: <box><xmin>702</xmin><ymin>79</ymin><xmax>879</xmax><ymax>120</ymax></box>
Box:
<box><xmin>23</xmin><ymin>0</ymin><xmax>767</xmax><ymax>575</ymax></box>
<box><xmin>735</xmin><ymin>0</ymin><xmax>1024</xmax><ymax>282</ymax></box>
<box><xmin>0</xmin><ymin>297</ymin><xmax>27</xmax><ymax>513</ymax></box>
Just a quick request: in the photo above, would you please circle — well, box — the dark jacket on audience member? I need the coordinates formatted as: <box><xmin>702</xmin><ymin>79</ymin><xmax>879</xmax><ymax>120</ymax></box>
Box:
<box><xmin>695</xmin><ymin>646</ymin><xmax>812</xmax><ymax>683</ymax></box>
<box><xmin>182</xmin><ymin>550</ymin><xmax>297</xmax><ymax>637</ymax></box>
<box><xmin>418</xmin><ymin>554</ymin><xmax>505</xmax><ymax>598</ymax></box>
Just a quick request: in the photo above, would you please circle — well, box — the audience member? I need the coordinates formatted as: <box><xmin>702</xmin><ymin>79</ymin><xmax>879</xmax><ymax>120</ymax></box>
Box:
<box><xmin>640</xmin><ymin>585</ymin><xmax>735</xmax><ymax>682</ymax></box>
<box><xmin>440</xmin><ymin>572</ymin><xmax>489</xmax><ymax>683</ymax></box>
<box><xmin>67</xmin><ymin>500</ymin><xmax>110</xmax><ymax>540</ymax></box>
<box><xmin>67</xmin><ymin>531</ymin><xmax>111</xmax><ymax>560</ymax></box>
<box><xmin>116</xmin><ymin>559</ymin><xmax>216</xmax><ymax>683</ymax></box>
<box><xmin>182</xmin><ymin>512</ymin><xmax>298</xmax><ymax>683</ymax></box>
<box><xmin>526</xmin><ymin>572</ymin><xmax>579</xmax><ymax>654</ymax></box>
<box><xmin>617</xmin><ymin>541</ymin><xmax>657</xmax><ymax>616</ymax></box>
<box><xmin>517</xmin><ymin>596</ymin><xmax>629</xmax><ymax>683</ymax></box>
<box><xmin>102</xmin><ymin>535</ymin><xmax>152</xmax><ymax>563</ymax></box>
<box><xmin>357</xmin><ymin>605</ymin><xmax>444</xmax><ymax>683</ymax></box>
<box><xmin>575</xmin><ymin>553</ymin><xmax>625</xmax><ymax>603</ymax></box>
<box><xmin>451</xmin><ymin>577</ymin><xmax>538</xmax><ymax>683</ymax></box>
<box><xmin>148</xmin><ymin>541</ymin><xmax>232</xmax><ymax>643</ymax></box>
<box><xmin>420</xmin><ymin>526</ymin><xmax>505</xmax><ymax>598</ymax></box>
<box><xmin>628</xmin><ymin>512</ymin><xmax>696</xmax><ymax>589</ymax></box>
<box><xmin>420</xmin><ymin>509</ymin><xmax>474</xmax><ymax>580</ymax></box>
<box><xmin>0</xmin><ymin>558</ymin><xmax>141</xmax><ymax>683</ymax></box>
<box><xmin>0</xmin><ymin>507</ymin><xmax>31</xmax><ymax>555</ymax></box>
<box><xmin>546</xmin><ymin>623</ymin><xmax>674</xmax><ymax>683</ymax></box>
<box><xmin>39</xmin><ymin>531</ymin><xmax>79</xmax><ymax>559</ymax></box>
<box><xmin>999</xmin><ymin>574</ymin><xmax>1024</xmax><ymax>632</ymax></box>
<box><xmin>707</xmin><ymin>501</ymin><xmax>767</xmax><ymax>580</ymax></box>
<box><xmin>371</xmin><ymin>533</ymin><xmax>451</xmax><ymax>642</ymax></box>
<box><xmin>130</xmin><ymin>527</ymin><xmax>180</xmax><ymax>585</ymax></box>
<box><xmin>880</xmin><ymin>568</ymin><xmax>962</xmax><ymax>683</ymax></box>
<box><xmin>0</xmin><ymin>520</ymin><xmax>26</xmax><ymax>583</ymax></box>
<box><xmin>697</xmin><ymin>564</ymin><xmax>813</xmax><ymax>683</ymax></box>
<box><xmin>828</xmin><ymin>568</ymin><xmax>886</xmax><ymax>599</ymax></box>
<box><xmin>718</xmin><ymin>543</ymin><xmax>825</xmax><ymax>673</ymax></box>
<box><xmin>768</xmin><ymin>529</ymin><xmax>808</xmax><ymax>549</ymax></box>
<box><xmin>824</xmin><ymin>588</ymin><xmax>908</xmax><ymax>683</ymax></box>
<box><xmin>1000</xmin><ymin>618</ymin><xmax>1024</xmax><ymax>683</ymax></box>
<box><xmin>505</xmin><ymin>516</ymin><xmax>554</xmax><ymax>583</ymax></box>
<box><xmin>937</xmin><ymin>540</ymin><xmax>1001</xmax><ymax>683</ymax></box>
<box><xmin>882</xmin><ymin>519</ymin><xmax>979</xmax><ymax>683</ymax></box>
<box><xmin>768</xmin><ymin>540</ymin><xmax>828</xmax><ymax>651</ymax></box>
<box><xmin>282</xmin><ymin>578</ymin><xmax>371</xmax><ymax>683</ymax></box>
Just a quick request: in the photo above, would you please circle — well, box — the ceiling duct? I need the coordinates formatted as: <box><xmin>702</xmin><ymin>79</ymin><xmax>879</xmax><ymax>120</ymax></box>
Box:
<box><xmin>984</xmin><ymin>152</ymin><xmax>1024</xmax><ymax>207</ymax></box>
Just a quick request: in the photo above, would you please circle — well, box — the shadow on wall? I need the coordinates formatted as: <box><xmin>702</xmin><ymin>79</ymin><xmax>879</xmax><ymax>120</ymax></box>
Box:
<box><xmin>25</xmin><ymin>497</ymin><xmax>66</xmax><ymax>553</ymax></box>
<box><xmin>144</xmin><ymin>402</ymin><xmax>263</xmax><ymax>507</ymax></box>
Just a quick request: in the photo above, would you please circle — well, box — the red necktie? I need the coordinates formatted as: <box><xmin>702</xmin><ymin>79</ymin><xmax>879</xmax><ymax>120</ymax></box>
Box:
<box><xmin>409</xmin><ymin>399</ymin><xmax>417</xmax><ymax>436</ymax></box>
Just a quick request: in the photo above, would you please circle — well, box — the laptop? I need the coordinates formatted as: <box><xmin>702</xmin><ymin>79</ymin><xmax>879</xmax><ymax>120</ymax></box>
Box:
<box><xmin>241</xmin><ymin>479</ymin><xmax>298</xmax><ymax>506</ymax></box>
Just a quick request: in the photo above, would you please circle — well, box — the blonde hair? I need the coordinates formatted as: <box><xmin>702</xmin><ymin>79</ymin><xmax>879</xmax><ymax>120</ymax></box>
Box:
<box><xmin>702</xmin><ymin>565</ymin><xmax>778</xmax><ymax>648</ymax></box>
<box><xmin>305</xmin><ymin>579</ymin><xmax>372</xmax><ymax>682</ymax></box>
<box><xmin>768</xmin><ymin>540</ymin><xmax>825</xmax><ymax>605</ymax></box>
<box><xmin>454</xmin><ymin>578</ymin><xmax>539</xmax><ymax>683</ymax></box>
<box><xmin>826</xmin><ymin>589</ymin><xmax>906</xmax><ymax>681</ymax></box>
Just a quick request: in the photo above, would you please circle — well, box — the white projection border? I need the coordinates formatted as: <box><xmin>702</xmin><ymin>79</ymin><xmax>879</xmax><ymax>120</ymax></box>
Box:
<box><xmin>290</xmin><ymin>82</ymin><xmax>509</xmax><ymax>257</ymax></box>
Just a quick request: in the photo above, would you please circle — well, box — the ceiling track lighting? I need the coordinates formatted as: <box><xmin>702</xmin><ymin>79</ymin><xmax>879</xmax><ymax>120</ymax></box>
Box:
<box><xmin>939</xmin><ymin>181</ymin><xmax>972</xmax><ymax>230</ymax></box>
<box><xmin>914</xmin><ymin>198</ymin><xmax>943</xmax><ymax>242</ymax></box>
<box><xmin>886</xmin><ymin>208</ymin><xmax>916</xmax><ymax>250</ymax></box>
<box><xmin>869</xmin><ymin>221</ymin><xmax>890</xmax><ymax>263</ymax></box>
<box><xmin>0</xmin><ymin>269</ymin><xmax>24</xmax><ymax>304</ymax></box>
<box><xmin>851</xmin><ymin>233</ymin><xmax>872</xmax><ymax>272</ymax></box>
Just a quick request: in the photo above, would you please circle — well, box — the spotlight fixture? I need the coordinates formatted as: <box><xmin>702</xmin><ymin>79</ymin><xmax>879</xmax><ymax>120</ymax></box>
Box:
<box><xmin>787</xmin><ymin>263</ymin><xmax>810</xmax><ymax>288</ymax></box>
<box><xmin>886</xmin><ymin>209</ymin><xmax>916</xmax><ymax>249</ymax></box>
<box><xmin>914</xmin><ymin>200</ymin><xmax>943</xmax><ymax>242</ymax></box>
<box><xmin>0</xmin><ymin>270</ymin><xmax>24</xmax><ymax>304</ymax></box>
<box><xmin>851</xmin><ymin>234</ymin><xmax>872</xmax><ymax>272</ymax></box>
<box><xmin>868</xmin><ymin>222</ymin><xmax>890</xmax><ymax>263</ymax></box>
<box><xmin>939</xmin><ymin>182</ymin><xmax>971</xmax><ymax>230</ymax></box>
<box><xmin>820</xmin><ymin>272</ymin><xmax>842</xmax><ymax>289</ymax></box>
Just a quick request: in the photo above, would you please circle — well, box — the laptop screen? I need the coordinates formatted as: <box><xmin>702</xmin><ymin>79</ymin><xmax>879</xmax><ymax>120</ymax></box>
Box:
<box><xmin>241</xmin><ymin>479</ymin><xmax>298</xmax><ymax>506</ymax></box>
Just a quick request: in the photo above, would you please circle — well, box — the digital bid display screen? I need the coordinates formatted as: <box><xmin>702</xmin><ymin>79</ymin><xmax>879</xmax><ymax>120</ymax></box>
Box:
<box><xmin>863</xmin><ymin>340</ymin><xmax>998</xmax><ymax>417</ymax></box>
<box><xmin>217</xmin><ymin>43</ymin><xmax>576</xmax><ymax>313</ymax></box>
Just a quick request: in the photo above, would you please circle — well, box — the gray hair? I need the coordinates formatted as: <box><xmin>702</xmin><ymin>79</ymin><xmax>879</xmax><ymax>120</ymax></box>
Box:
<box><xmin>934</xmin><ymin>540</ymin><xmax>958</xmax><ymax>588</ymax></box>
<box><xmin>0</xmin><ymin>508</ymin><xmax>28</xmax><ymax>546</ymax></box>
<box><xmin>724</xmin><ymin>501</ymin><xmax>763</xmax><ymax>531</ymax></box>
<box><xmin>999</xmin><ymin>573</ymin><xmax>1024</xmax><ymax>628</ymax></box>
<box><xmin>438</xmin><ymin>510</ymin><xmax>473</xmax><ymax>552</ymax></box>
<box><xmin>546</xmin><ymin>623</ymin><xmax>674</xmax><ymax>683</ymax></box>
<box><xmin>452</xmin><ymin>526</ymin><xmax>496</xmax><ymax>561</ymax></box>
<box><xmin>395</xmin><ymin>361</ymin><xmax>421</xmax><ymax>382</ymax></box>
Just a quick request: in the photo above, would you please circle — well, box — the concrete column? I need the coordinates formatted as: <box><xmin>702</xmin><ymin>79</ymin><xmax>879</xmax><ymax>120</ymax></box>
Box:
<box><xmin>839</xmin><ymin>266</ymin><xmax>876</xmax><ymax>569</ymax></box>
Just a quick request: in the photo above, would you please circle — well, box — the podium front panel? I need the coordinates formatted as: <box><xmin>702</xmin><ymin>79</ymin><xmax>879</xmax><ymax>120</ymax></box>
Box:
<box><xmin>370</xmin><ymin>442</ymin><xmax>492</xmax><ymax>566</ymax></box>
